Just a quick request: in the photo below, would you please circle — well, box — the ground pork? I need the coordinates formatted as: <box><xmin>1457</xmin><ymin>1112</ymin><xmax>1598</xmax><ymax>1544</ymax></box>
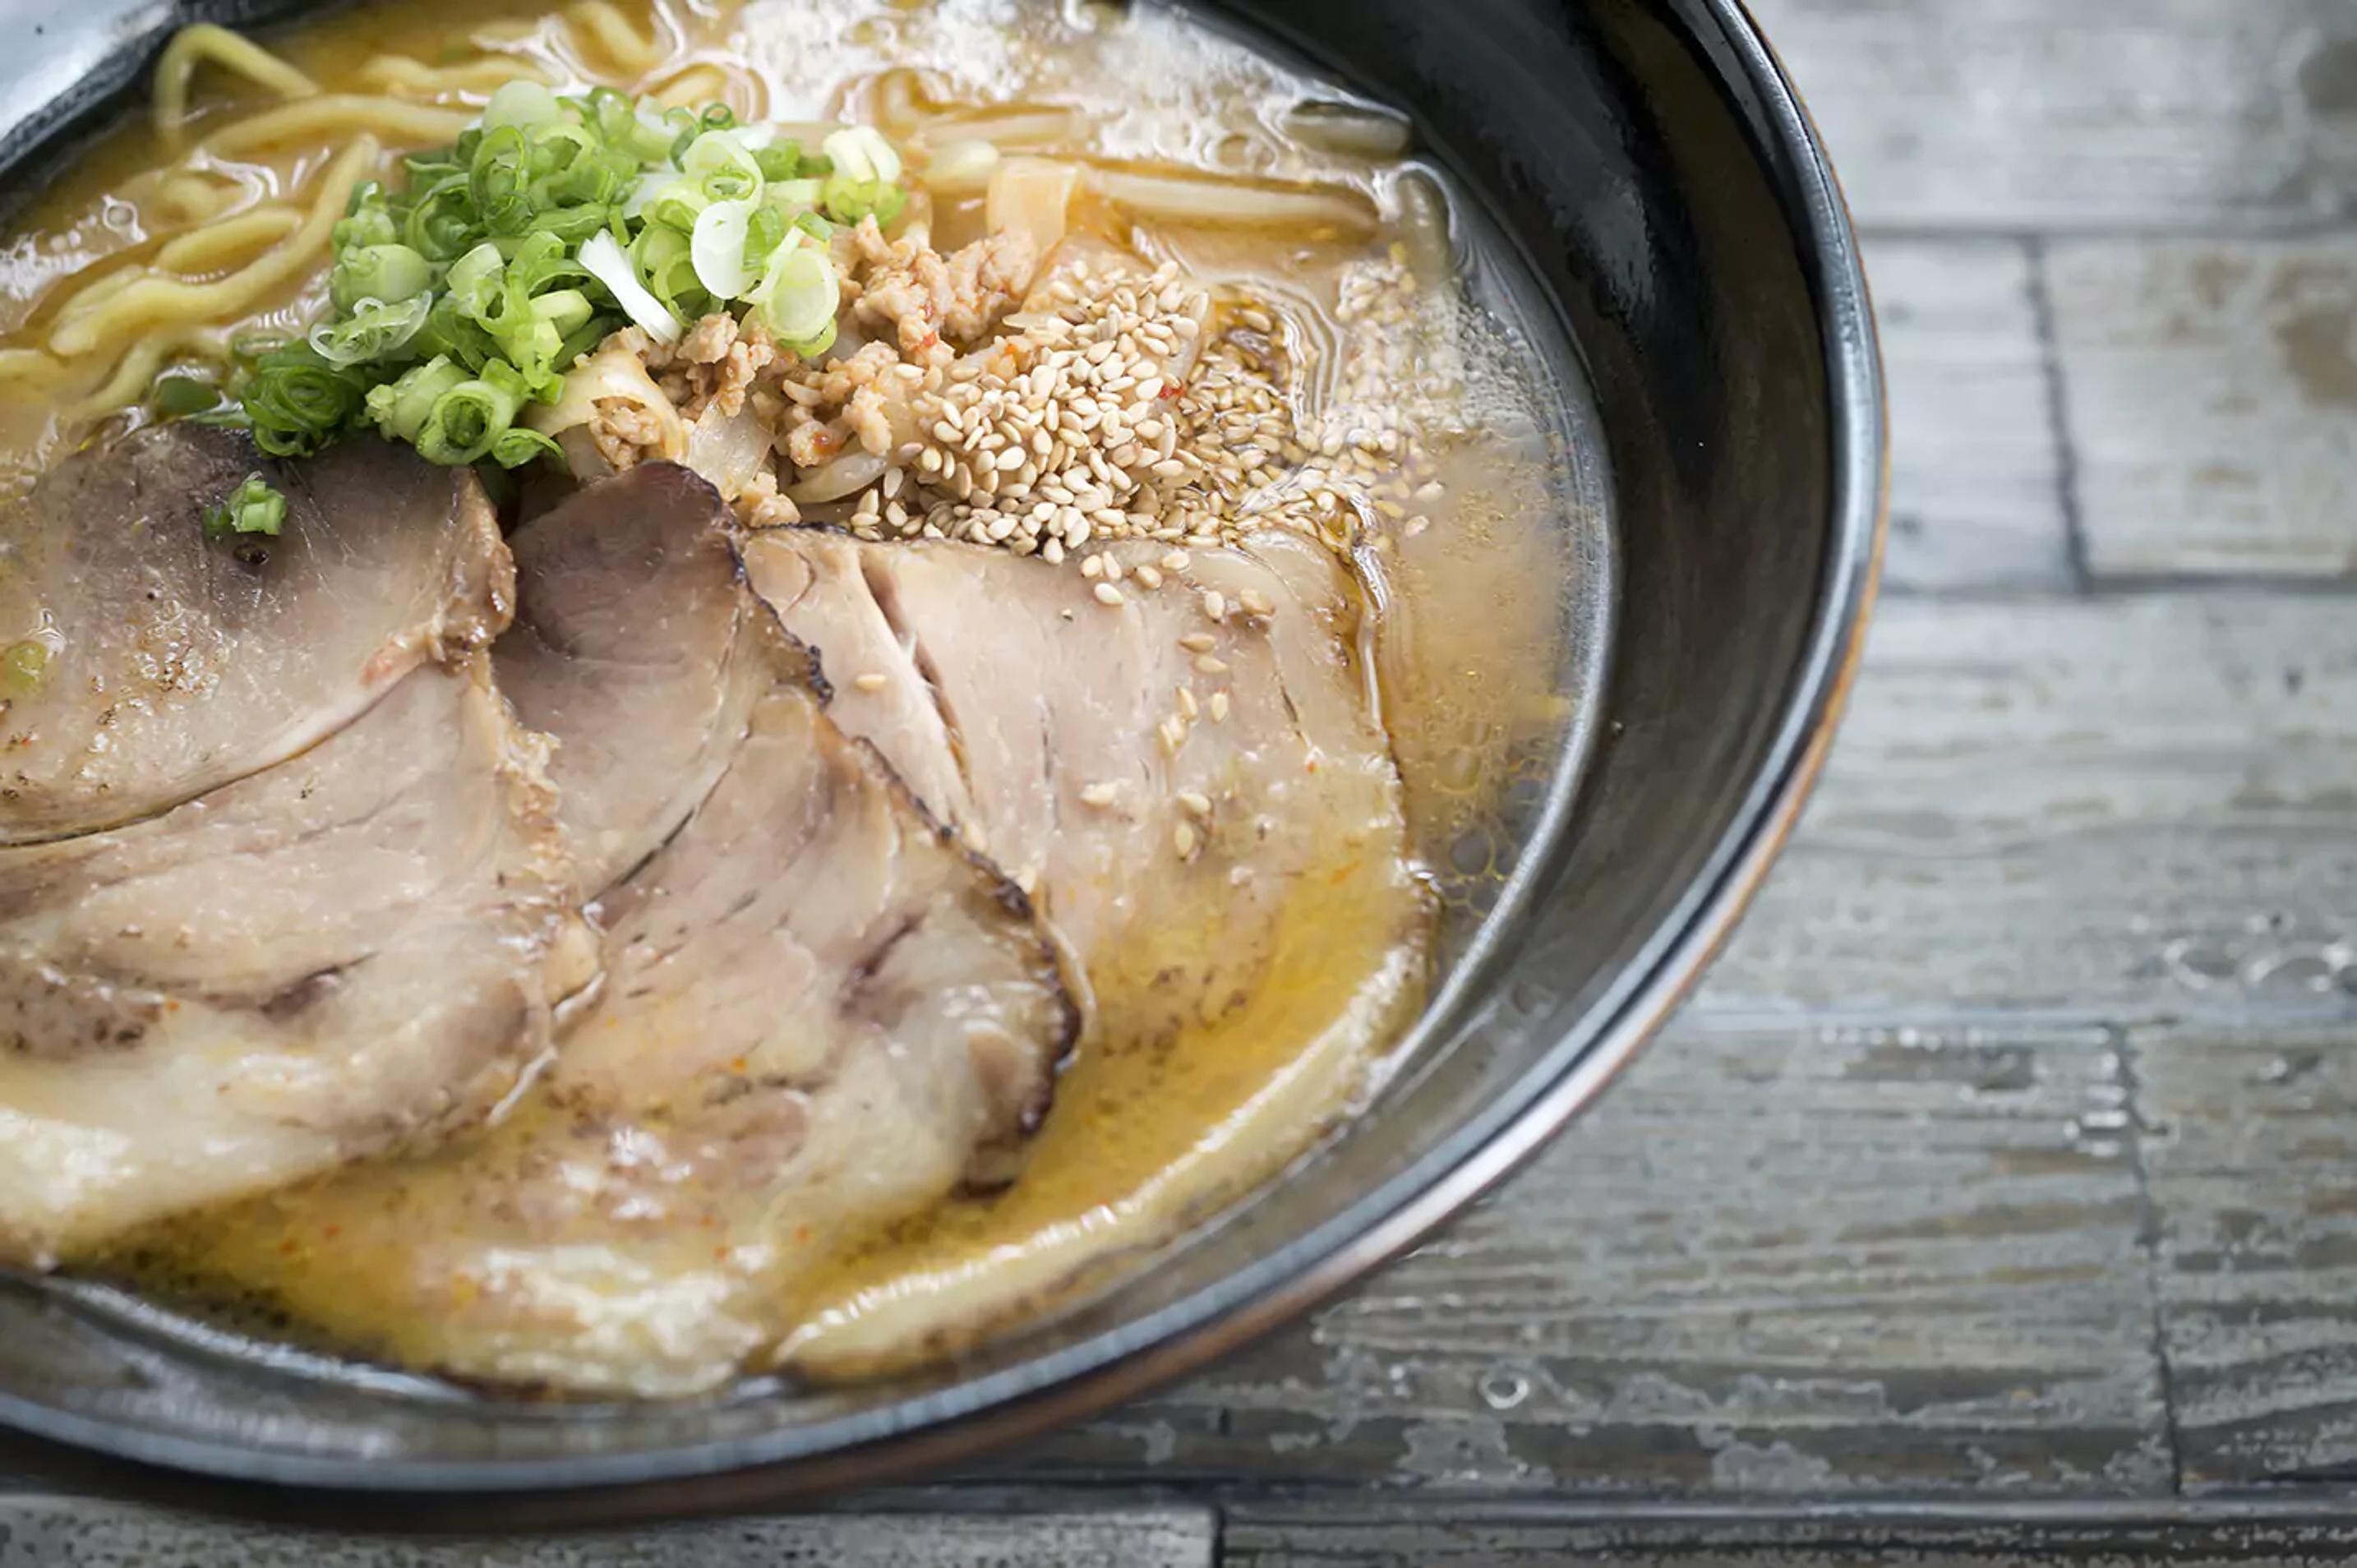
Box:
<box><xmin>584</xmin><ymin>223</ymin><xmax>1064</xmax><ymax>521</ymax></box>
<box><xmin>731</xmin><ymin>465</ymin><xmax>800</xmax><ymax>529</ymax></box>
<box><xmin>587</xmin><ymin>399</ymin><xmax>673</xmax><ymax>473</ymax></box>
<box><xmin>614</xmin><ymin>313</ymin><xmax>783</xmax><ymax>422</ymax></box>
<box><xmin>843</xmin><ymin>217</ymin><xmax>1036</xmax><ymax>363</ymax></box>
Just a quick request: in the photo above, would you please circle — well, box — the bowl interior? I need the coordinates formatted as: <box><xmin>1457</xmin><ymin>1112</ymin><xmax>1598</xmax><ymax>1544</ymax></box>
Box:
<box><xmin>0</xmin><ymin>0</ymin><xmax>1877</xmax><ymax>1522</ymax></box>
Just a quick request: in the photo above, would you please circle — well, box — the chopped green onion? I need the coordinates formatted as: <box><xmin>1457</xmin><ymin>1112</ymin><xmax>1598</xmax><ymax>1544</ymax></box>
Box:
<box><xmin>333</xmin><ymin>182</ymin><xmax>399</xmax><ymax>251</ymax></box>
<box><xmin>405</xmin><ymin>174</ymin><xmax>479</xmax><ymax>261</ymax></box>
<box><xmin>782</xmin><ymin>316</ymin><xmax>836</xmax><ymax>360</ymax></box>
<box><xmin>184</xmin><ymin>85</ymin><xmax>904</xmax><ymax>470</ymax></box>
<box><xmin>749</xmin><ymin>240</ymin><xmax>838</xmax><ymax>342</ymax></box>
<box><xmin>446</xmin><ymin>242</ymin><xmax>507</xmax><ymax>319</ymax></box>
<box><xmin>630</xmin><ymin>223</ymin><xmax>709</xmax><ymax>318</ymax></box>
<box><xmin>741</xmin><ymin>202</ymin><xmax>786</xmax><ymax>274</ymax></box>
<box><xmin>310</xmin><ymin>293</ymin><xmax>431</xmax><ymax>367</ymax></box>
<box><xmin>241</xmin><ymin>344</ymin><xmax>367</xmax><ymax>458</ymax></box>
<box><xmin>682</xmin><ymin>127</ymin><xmax>762</xmax><ymax>191</ymax></box>
<box><xmin>579</xmin><ymin>229</ymin><xmax>683</xmax><ymax>344</ymax></box>
<box><xmin>822</xmin><ymin>126</ymin><xmax>902</xmax><ymax>185</ymax></box>
<box><xmin>415</xmin><ymin>359</ymin><xmax>533</xmax><ymax>465</ymax></box>
<box><xmin>202</xmin><ymin>473</ymin><xmax>288</xmax><ymax>539</ymax></box>
<box><xmin>483</xmin><ymin>80</ymin><xmax>563</xmax><ymax>132</ymax></box>
<box><xmin>821</xmin><ymin>174</ymin><xmax>906</xmax><ymax>227</ymax></box>
<box><xmin>489</xmin><ymin>426</ymin><xmax>563</xmax><ymax>468</ymax></box>
<box><xmin>766</xmin><ymin>177</ymin><xmax>824</xmax><ymax>211</ymax></box>
<box><xmin>330</xmin><ymin>242</ymin><xmax>431</xmax><ymax>312</ymax></box>
<box><xmin>150</xmin><ymin>372</ymin><xmax>224</xmax><ymax>419</ymax></box>
<box><xmin>690</xmin><ymin>196</ymin><xmax>759</xmax><ymax>299</ymax></box>
<box><xmin>365</xmin><ymin>355</ymin><xmax>468</xmax><ymax>444</ymax></box>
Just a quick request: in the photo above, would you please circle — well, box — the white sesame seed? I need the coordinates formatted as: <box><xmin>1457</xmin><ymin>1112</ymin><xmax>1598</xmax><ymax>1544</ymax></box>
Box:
<box><xmin>1194</xmin><ymin>654</ymin><xmax>1229</xmax><ymax>676</ymax></box>
<box><xmin>853</xmin><ymin>672</ymin><xmax>888</xmax><ymax>693</ymax></box>
<box><xmin>1093</xmin><ymin>583</ymin><xmax>1127</xmax><ymax>607</ymax></box>
<box><xmin>1080</xmin><ymin>782</ymin><xmax>1120</xmax><ymax>808</ymax></box>
<box><xmin>1175</xmin><ymin>685</ymin><xmax>1199</xmax><ymax>719</ymax></box>
<box><xmin>1173</xmin><ymin>822</ymin><xmax>1199</xmax><ymax>859</ymax></box>
<box><xmin>1178</xmin><ymin>791</ymin><xmax>1212</xmax><ymax>817</ymax></box>
<box><xmin>1209</xmin><ymin>691</ymin><xmax>1230</xmax><ymax>723</ymax></box>
<box><xmin>1178</xmin><ymin>632</ymin><xmax>1215</xmax><ymax>653</ymax></box>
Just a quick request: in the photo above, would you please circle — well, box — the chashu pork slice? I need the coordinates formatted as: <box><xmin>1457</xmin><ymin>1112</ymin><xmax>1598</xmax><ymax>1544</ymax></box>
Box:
<box><xmin>497</xmin><ymin>462</ymin><xmax>754</xmax><ymax>894</ymax></box>
<box><xmin>163</xmin><ymin>465</ymin><xmax>1075</xmax><ymax>1395</ymax></box>
<box><xmin>0</xmin><ymin>426</ymin><xmax>510</xmax><ymax>845</ymax></box>
<box><xmin>739</xmin><ymin>527</ymin><xmax>1430</xmax><ymax>1374</ymax></box>
<box><xmin>0</xmin><ymin>653</ymin><xmax>598</xmax><ymax>1266</ymax></box>
<box><xmin>744</xmin><ymin>527</ymin><xmax>1425</xmax><ymax>1012</ymax></box>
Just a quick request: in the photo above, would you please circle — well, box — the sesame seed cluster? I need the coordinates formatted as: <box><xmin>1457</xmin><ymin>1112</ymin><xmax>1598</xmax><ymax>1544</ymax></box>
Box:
<box><xmin>838</xmin><ymin>248</ymin><xmax>1453</xmax><ymax>588</ymax></box>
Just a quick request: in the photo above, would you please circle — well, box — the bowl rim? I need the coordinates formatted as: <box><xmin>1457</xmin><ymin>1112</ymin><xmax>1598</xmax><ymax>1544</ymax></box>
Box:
<box><xmin>0</xmin><ymin>0</ymin><xmax>1888</xmax><ymax>1520</ymax></box>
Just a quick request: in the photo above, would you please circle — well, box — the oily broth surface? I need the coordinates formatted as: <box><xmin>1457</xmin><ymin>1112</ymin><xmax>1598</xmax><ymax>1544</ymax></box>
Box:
<box><xmin>5</xmin><ymin>0</ymin><xmax>1592</xmax><ymax>1384</ymax></box>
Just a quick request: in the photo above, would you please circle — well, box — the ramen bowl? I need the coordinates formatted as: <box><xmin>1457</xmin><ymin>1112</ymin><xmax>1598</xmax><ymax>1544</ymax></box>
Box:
<box><xmin>0</xmin><ymin>0</ymin><xmax>1881</xmax><ymax>1524</ymax></box>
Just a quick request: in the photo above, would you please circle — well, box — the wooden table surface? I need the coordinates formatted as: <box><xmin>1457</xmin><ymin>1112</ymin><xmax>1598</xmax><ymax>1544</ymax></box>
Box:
<box><xmin>24</xmin><ymin>0</ymin><xmax>2357</xmax><ymax>1560</ymax></box>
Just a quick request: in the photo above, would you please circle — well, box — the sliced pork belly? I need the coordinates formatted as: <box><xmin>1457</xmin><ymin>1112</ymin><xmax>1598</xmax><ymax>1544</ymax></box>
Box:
<box><xmin>164</xmin><ymin>465</ymin><xmax>1074</xmax><ymax>1395</ymax></box>
<box><xmin>0</xmin><ymin>654</ymin><xmax>597</xmax><ymax>1266</ymax></box>
<box><xmin>744</xmin><ymin>528</ymin><xmax>1421</xmax><ymax>1011</ymax></box>
<box><xmin>740</xmin><ymin>527</ymin><xmax>1432</xmax><ymax>1375</ymax></box>
<box><xmin>496</xmin><ymin>462</ymin><xmax>753</xmax><ymax>892</ymax></box>
<box><xmin>0</xmin><ymin>426</ymin><xmax>509</xmax><ymax>845</ymax></box>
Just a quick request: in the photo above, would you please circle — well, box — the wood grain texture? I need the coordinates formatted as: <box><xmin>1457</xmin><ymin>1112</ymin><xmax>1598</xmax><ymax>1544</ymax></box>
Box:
<box><xmin>1698</xmin><ymin>593</ymin><xmax>2357</xmax><ymax>1017</ymax></box>
<box><xmin>1013</xmin><ymin>1016</ymin><xmax>2165</xmax><ymax>1495</ymax></box>
<box><xmin>1220</xmin><ymin>1501</ymin><xmax>2357</xmax><ymax>1566</ymax></box>
<box><xmin>2134</xmin><ymin>1022</ymin><xmax>2357</xmax><ymax>1488</ymax></box>
<box><xmin>2049</xmin><ymin>238</ymin><xmax>2357</xmax><ymax>581</ymax></box>
<box><xmin>0</xmin><ymin>1501</ymin><xmax>1217</xmax><ymax>1566</ymax></box>
<box><xmin>1007</xmin><ymin>591</ymin><xmax>2357</xmax><ymax>1496</ymax></box>
<box><xmin>1866</xmin><ymin>238</ymin><xmax>2073</xmax><ymax>593</ymax></box>
<box><xmin>18</xmin><ymin>0</ymin><xmax>2357</xmax><ymax>1537</ymax></box>
<box><xmin>1744</xmin><ymin>0</ymin><xmax>2357</xmax><ymax>233</ymax></box>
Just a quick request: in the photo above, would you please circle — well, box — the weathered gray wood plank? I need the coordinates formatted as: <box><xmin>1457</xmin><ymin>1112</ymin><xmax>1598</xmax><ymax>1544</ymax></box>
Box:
<box><xmin>1220</xmin><ymin>1501</ymin><xmax>2357</xmax><ymax>1566</ymax></box>
<box><xmin>2134</xmin><ymin>1022</ymin><xmax>2357</xmax><ymax>1488</ymax></box>
<box><xmin>1010</xmin><ymin>590</ymin><xmax>2357</xmax><ymax>1493</ymax></box>
<box><xmin>0</xmin><ymin>1501</ymin><xmax>1217</xmax><ymax>1566</ymax></box>
<box><xmin>2048</xmin><ymin>237</ymin><xmax>2357</xmax><ymax>582</ymax></box>
<box><xmin>1866</xmin><ymin>237</ymin><xmax>2073</xmax><ymax>593</ymax></box>
<box><xmin>1013</xmin><ymin>1016</ymin><xmax>2164</xmax><ymax>1494</ymax></box>
<box><xmin>1700</xmin><ymin>593</ymin><xmax>2357</xmax><ymax>1017</ymax></box>
<box><xmin>1746</xmin><ymin>0</ymin><xmax>2354</xmax><ymax>233</ymax></box>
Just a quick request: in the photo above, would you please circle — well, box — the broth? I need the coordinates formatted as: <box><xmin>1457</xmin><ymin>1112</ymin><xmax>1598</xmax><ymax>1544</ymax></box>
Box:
<box><xmin>0</xmin><ymin>0</ymin><xmax>1602</xmax><ymax>1391</ymax></box>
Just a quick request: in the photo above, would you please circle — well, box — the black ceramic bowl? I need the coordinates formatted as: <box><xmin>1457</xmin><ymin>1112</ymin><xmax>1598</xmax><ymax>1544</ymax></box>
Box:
<box><xmin>0</xmin><ymin>0</ymin><xmax>1882</xmax><ymax>1524</ymax></box>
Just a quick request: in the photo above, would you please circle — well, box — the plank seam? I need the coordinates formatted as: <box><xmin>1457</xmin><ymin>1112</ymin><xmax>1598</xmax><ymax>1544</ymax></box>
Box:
<box><xmin>2113</xmin><ymin>1022</ymin><xmax>2187</xmax><ymax>1493</ymax></box>
<box><xmin>2023</xmin><ymin>237</ymin><xmax>2092</xmax><ymax>597</ymax></box>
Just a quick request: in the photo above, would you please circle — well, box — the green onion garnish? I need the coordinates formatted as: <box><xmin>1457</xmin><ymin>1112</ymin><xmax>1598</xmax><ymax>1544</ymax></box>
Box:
<box><xmin>163</xmin><ymin>87</ymin><xmax>910</xmax><ymax>476</ymax></box>
<box><xmin>202</xmin><ymin>473</ymin><xmax>288</xmax><ymax>539</ymax></box>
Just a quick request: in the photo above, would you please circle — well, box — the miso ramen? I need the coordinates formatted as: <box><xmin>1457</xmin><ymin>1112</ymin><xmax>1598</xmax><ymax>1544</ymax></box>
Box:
<box><xmin>0</xmin><ymin>0</ymin><xmax>1593</xmax><ymax>1395</ymax></box>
